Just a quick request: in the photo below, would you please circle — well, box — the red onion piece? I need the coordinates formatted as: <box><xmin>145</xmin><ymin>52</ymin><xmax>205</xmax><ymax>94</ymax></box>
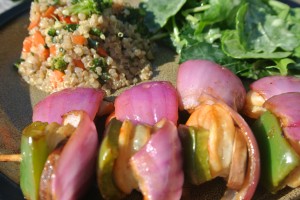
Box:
<box><xmin>251</xmin><ymin>76</ymin><xmax>300</xmax><ymax>100</ymax></box>
<box><xmin>115</xmin><ymin>81</ymin><xmax>178</xmax><ymax>126</ymax></box>
<box><xmin>264</xmin><ymin>92</ymin><xmax>300</xmax><ymax>141</ymax></box>
<box><xmin>243</xmin><ymin>76</ymin><xmax>300</xmax><ymax>118</ymax></box>
<box><xmin>216</xmin><ymin>99</ymin><xmax>260</xmax><ymax>200</ymax></box>
<box><xmin>130</xmin><ymin>119</ymin><xmax>183</xmax><ymax>200</ymax></box>
<box><xmin>51</xmin><ymin>111</ymin><xmax>99</xmax><ymax>199</ymax></box>
<box><xmin>177</xmin><ymin>60</ymin><xmax>246</xmax><ymax>112</ymax></box>
<box><xmin>33</xmin><ymin>87</ymin><xmax>104</xmax><ymax>123</ymax></box>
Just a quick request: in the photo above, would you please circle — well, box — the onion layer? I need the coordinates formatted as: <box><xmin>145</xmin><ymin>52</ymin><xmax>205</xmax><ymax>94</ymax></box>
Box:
<box><xmin>185</xmin><ymin>97</ymin><xmax>260</xmax><ymax>200</ymax></box>
<box><xmin>217</xmin><ymin>99</ymin><xmax>260</xmax><ymax>200</ymax></box>
<box><xmin>51</xmin><ymin>111</ymin><xmax>99</xmax><ymax>199</ymax></box>
<box><xmin>264</xmin><ymin>92</ymin><xmax>300</xmax><ymax>141</ymax></box>
<box><xmin>251</xmin><ymin>76</ymin><xmax>300</xmax><ymax>100</ymax></box>
<box><xmin>177</xmin><ymin>60</ymin><xmax>246</xmax><ymax>112</ymax></box>
<box><xmin>244</xmin><ymin>76</ymin><xmax>300</xmax><ymax>118</ymax></box>
<box><xmin>130</xmin><ymin>119</ymin><xmax>183</xmax><ymax>200</ymax></box>
<box><xmin>115</xmin><ymin>81</ymin><xmax>178</xmax><ymax>125</ymax></box>
<box><xmin>33</xmin><ymin>87</ymin><xmax>104</xmax><ymax>123</ymax></box>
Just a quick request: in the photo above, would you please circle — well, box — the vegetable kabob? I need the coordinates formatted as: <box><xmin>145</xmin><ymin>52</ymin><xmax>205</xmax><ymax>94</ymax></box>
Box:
<box><xmin>97</xmin><ymin>81</ymin><xmax>184</xmax><ymax>200</ymax></box>
<box><xmin>243</xmin><ymin>76</ymin><xmax>300</xmax><ymax>193</ymax></box>
<box><xmin>176</xmin><ymin>59</ymin><xmax>260</xmax><ymax>200</ymax></box>
<box><xmin>0</xmin><ymin>87</ymin><xmax>106</xmax><ymax>200</ymax></box>
<box><xmin>243</xmin><ymin>76</ymin><xmax>300</xmax><ymax>119</ymax></box>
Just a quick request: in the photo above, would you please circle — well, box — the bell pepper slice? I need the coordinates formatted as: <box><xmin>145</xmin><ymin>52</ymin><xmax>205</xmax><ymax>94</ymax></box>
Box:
<box><xmin>179</xmin><ymin>125</ymin><xmax>212</xmax><ymax>185</ymax></box>
<box><xmin>252</xmin><ymin>111</ymin><xmax>300</xmax><ymax>192</ymax></box>
<box><xmin>20</xmin><ymin>121</ymin><xmax>50</xmax><ymax>200</ymax></box>
<box><xmin>97</xmin><ymin>118</ymin><xmax>125</xmax><ymax>199</ymax></box>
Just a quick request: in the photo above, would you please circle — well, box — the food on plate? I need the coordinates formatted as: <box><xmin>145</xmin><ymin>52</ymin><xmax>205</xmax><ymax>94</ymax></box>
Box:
<box><xmin>177</xmin><ymin>60</ymin><xmax>260</xmax><ymax>200</ymax></box>
<box><xmin>97</xmin><ymin>81</ymin><xmax>184</xmax><ymax>200</ymax></box>
<box><xmin>19</xmin><ymin>87</ymin><xmax>104</xmax><ymax>200</ymax></box>
<box><xmin>32</xmin><ymin>87</ymin><xmax>105</xmax><ymax>123</ymax></box>
<box><xmin>21</xmin><ymin>111</ymin><xmax>98</xmax><ymax>200</ymax></box>
<box><xmin>252</xmin><ymin>92</ymin><xmax>300</xmax><ymax>193</ymax></box>
<box><xmin>243</xmin><ymin>76</ymin><xmax>300</xmax><ymax>119</ymax></box>
<box><xmin>18</xmin><ymin>0</ymin><xmax>153</xmax><ymax>95</ymax></box>
<box><xmin>141</xmin><ymin>0</ymin><xmax>300</xmax><ymax>80</ymax></box>
<box><xmin>114</xmin><ymin>81</ymin><xmax>179</xmax><ymax>125</ymax></box>
<box><xmin>176</xmin><ymin>59</ymin><xmax>246</xmax><ymax>112</ymax></box>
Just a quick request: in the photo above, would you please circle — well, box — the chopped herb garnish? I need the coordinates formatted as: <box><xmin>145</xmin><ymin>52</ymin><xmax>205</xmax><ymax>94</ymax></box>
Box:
<box><xmin>51</xmin><ymin>57</ymin><xmax>68</xmax><ymax>71</ymax></box>
<box><xmin>68</xmin><ymin>0</ymin><xmax>112</xmax><ymax>16</ymax></box>
<box><xmin>48</xmin><ymin>28</ymin><xmax>57</xmax><ymax>37</ymax></box>
<box><xmin>90</xmin><ymin>27</ymin><xmax>103</xmax><ymax>38</ymax></box>
<box><xmin>14</xmin><ymin>59</ymin><xmax>24</xmax><ymax>69</ymax></box>
<box><xmin>93</xmin><ymin>57</ymin><xmax>107</xmax><ymax>68</ymax></box>
<box><xmin>63</xmin><ymin>24</ymin><xmax>79</xmax><ymax>32</ymax></box>
<box><xmin>90</xmin><ymin>57</ymin><xmax>110</xmax><ymax>83</ymax></box>
<box><xmin>88</xmin><ymin>38</ymin><xmax>100</xmax><ymax>49</ymax></box>
<box><xmin>100</xmin><ymin>72</ymin><xmax>110</xmax><ymax>82</ymax></box>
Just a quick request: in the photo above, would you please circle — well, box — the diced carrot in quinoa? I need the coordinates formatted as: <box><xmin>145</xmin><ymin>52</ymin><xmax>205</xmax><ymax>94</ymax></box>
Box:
<box><xmin>43</xmin><ymin>6</ymin><xmax>56</xmax><ymax>18</ymax></box>
<box><xmin>28</xmin><ymin>13</ymin><xmax>40</xmax><ymax>30</ymax></box>
<box><xmin>41</xmin><ymin>48</ymin><xmax>50</xmax><ymax>61</ymax></box>
<box><xmin>71</xmin><ymin>35</ymin><xmax>87</xmax><ymax>45</ymax></box>
<box><xmin>32</xmin><ymin>31</ymin><xmax>49</xmax><ymax>60</ymax></box>
<box><xmin>59</xmin><ymin>15</ymin><xmax>73</xmax><ymax>24</ymax></box>
<box><xmin>97</xmin><ymin>47</ymin><xmax>108</xmax><ymax>57</ymax></box>
<box><xmin>73</xmin><ymin>59</ymin><xmax>85</xmax><ymax>69</ymax></box>
<box><xmin>22</xmin><ymin>36</ymin><xmax>32</xmax><ymax>53</ymax></box>
<box><xmin>50</xmin><ymin>45</ymin><xmax>56</xmax><ymax>56</ymax></box>
<box><xmin>50</xmin><ymin>70</ymin><xmax>64</xmax><ymax>88</ymax></box>
<box><xmin>32</xmin><ymin>31</ymin><xmax>46</xmax><ymax>46</ymax></box>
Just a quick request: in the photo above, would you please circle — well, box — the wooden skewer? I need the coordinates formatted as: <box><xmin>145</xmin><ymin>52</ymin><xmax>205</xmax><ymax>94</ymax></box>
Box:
<box><xmin>0</xmin><ymin>154</ymin><xmax>21</xmax><ymax>162</ymax></box>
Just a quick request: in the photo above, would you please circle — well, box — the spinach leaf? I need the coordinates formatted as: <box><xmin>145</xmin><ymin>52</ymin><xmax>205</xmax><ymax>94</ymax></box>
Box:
<box><xmin>237</xmin><ymin>1</ymin><xmax>299</xmax><ymax>53</ymax></box>
<box><xmin>141</xmin><ymin>0</ymin><xmax>300</xmax><ymax>80</ymax></box>
<box><xmin>179</xmin><ymin>42</ymin><xmax>282</xmax><ymax>79</ymax></box>
<box><xmin>140</xmin><ymin>0</ymin><xmax>187</xmax><ymax>32</ymax></box>
<box><xmin>221</xmin><ymin>30</ymin><xmax>292</xmax><ymax>59</ymax></box>
<box><xmin>180</xmin><ymin>42</ymin><xmax>229</xmax><ymax>64</ymax></box>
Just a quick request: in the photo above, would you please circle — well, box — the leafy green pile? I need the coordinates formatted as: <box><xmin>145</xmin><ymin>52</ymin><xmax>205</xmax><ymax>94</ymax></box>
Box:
<box><xmin>140</xmin><ymin>0</ymin><xmax>300</xmax><ymax>79</ymax></box>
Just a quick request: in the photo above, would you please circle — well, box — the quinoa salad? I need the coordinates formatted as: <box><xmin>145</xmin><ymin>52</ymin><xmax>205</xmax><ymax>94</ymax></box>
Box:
<box><xmin>18</xmin><ymin>0</ymin><xmax>154</xmax><ymax>95</ymax></box>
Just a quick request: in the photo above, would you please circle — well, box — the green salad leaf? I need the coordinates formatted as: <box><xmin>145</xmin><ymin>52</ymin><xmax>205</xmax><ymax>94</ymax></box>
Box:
<box><xmin>141</xmin><ymin>0</ymin><xmax>300</xmax><ymax>80</ymax></box>
<box><xmin>221</xmin><ymin>30</ymin><xmax>292</xmax><ymax>59</ymax></box>
<box><xmin>140</xmin><ymin>0</ymin><xmax>186</xmax><ymax>32</ymax></box>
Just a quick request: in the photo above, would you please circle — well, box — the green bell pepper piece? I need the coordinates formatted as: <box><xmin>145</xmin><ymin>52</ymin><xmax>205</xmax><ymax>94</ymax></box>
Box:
<box><xmin>179</xmin><ymin>125</ymin><xmax>212</xmax><ymax>185</ymax></box>
<box><xmin>97</xmin><ymin>118</ymin><xmax>125</xmax><ymax>199</ymax></box>
<box><xmin>20</xmin><ymin>121</ymin><xmax>50</xmax><ymax>200</ymax></box>
<box><xmin>252</xmin><ymin>111</ymin><xmax>300</xmax><ymax>192</ymax></box>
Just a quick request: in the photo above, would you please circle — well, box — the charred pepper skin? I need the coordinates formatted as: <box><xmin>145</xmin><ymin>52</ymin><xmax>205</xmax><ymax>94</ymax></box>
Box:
<box><xmin>252</xmin><ymin>111</ymin><xmax>300</xmax><ymax>192</ymax></box>
<box><xmin>20</xmin><ymin>122</ymin><xmax>50</xmax><ymax>200</ymax></box>
<box><xmin>179</xmin><ymin>125</ymin><xmax>212</xmax><ymax>185</ymax></box>
<box><xmin>97</xmin><ymin>118</ymin><xmax>125</xmax><ymax>200</ymax></box>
